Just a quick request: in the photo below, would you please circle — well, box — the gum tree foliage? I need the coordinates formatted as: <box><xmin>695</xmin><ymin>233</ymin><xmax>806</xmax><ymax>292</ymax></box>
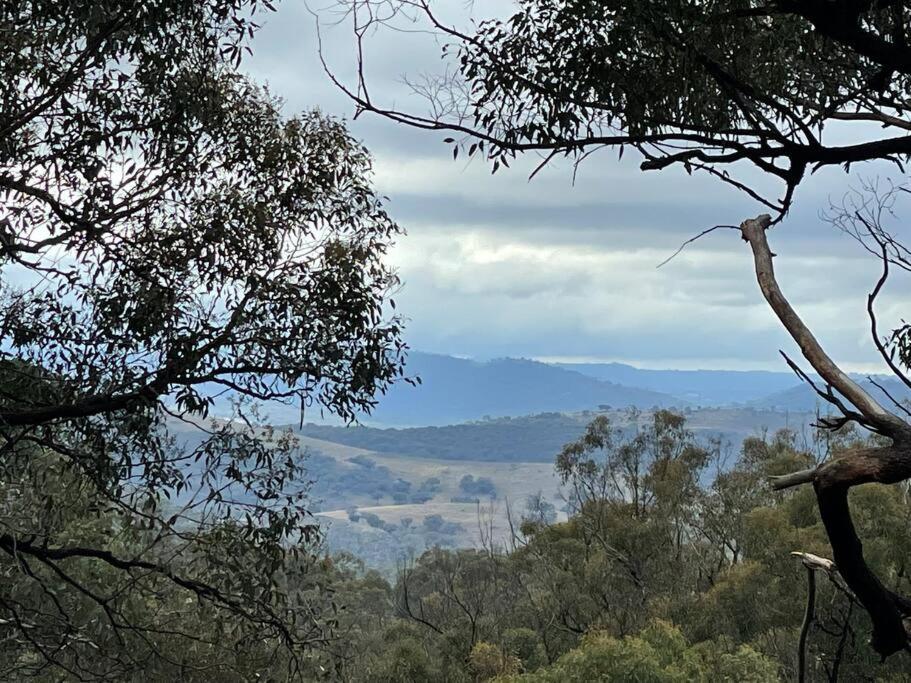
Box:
<box><xmin>331</xmin><ymin>0</ymin><xmax>911</xmax><ymax>214</ymax></box>
<box><xmin>501</xmin><ymin>621</ymin><xmax>779</xmax><ymax>683</ymax></box>
<box><xmin>0</xmin><ymin>0</ymin><xmax>407</xmax><ymax>676</ymax></box>
<box><xmin>330</xmin><ymin>0</ymin><xmax>911</xmax><ymax>660</ymax></box>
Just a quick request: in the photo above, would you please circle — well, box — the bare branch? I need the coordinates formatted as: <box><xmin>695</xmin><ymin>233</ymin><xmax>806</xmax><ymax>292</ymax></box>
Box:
<box><xmin>740</xmin><ymin>215</ymin><xmax>911</xmax><ymax>438</ymax></box>
<box><xmin>770</xmin><ymin>468</ymin><xmax>817</xmax><ymax>491</ymax></box>
<box><xmin>795</xmin><ymin>556</ymin><xmax>817</xmax><ymax>683</ymax></box>
<box><xmin>778</xmin><ymin>351</ymin><xmax>873</xmax><ymax>432</ymax></box>
<box><xmin>656</xmin><ymin>224</ymin><xmax>740</xmax><ymax>269</ymax></box>
<box><xmin>867</xmin><ymin>244</ymin><xmax>911</xmax><ymax>394</ymax></box>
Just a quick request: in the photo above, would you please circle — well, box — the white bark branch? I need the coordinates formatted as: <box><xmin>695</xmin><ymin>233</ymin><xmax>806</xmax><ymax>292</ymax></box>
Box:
<box><xmin>791</xmin><ymin>551</ymin><xmax>856</xmax><ymax>603</ymax></box>
<box><xmin>770</xmin><ymin>468</ymin><xmax>817</xmax><ymax>490</ymax></box>
<box><xmin>740</xmin><ymin>215</ymin><xmax>910</xmax><ymax>437</ymax></box>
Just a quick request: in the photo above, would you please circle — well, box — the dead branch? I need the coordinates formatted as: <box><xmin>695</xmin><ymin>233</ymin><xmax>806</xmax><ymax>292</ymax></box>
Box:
<box><xmin>795</xmin><ymin>555</ymin><xmax>817</xmax><ymax>683</ymax></box>
<box><xmin>741</xmin><ymin>216</ymin><xmax>911</xmax><ymax>658</ymax></box>
<box><xmin>740</xmin><ymin>215</ymin><xmax>910</xmax><ymax>438</ymax></box>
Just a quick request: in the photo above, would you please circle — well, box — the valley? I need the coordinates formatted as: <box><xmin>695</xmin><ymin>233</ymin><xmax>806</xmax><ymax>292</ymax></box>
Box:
<box><xmin>296</xmin><ymin>405</ymin><xmax>826</xmax><ymax>571</ymax></box>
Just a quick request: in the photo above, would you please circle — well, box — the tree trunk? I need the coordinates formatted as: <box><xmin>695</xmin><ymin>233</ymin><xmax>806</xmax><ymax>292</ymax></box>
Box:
<box><xmin>740</xmin><ymin>214</ymin><xmax>911</xmax><ymax>658</ymax></box>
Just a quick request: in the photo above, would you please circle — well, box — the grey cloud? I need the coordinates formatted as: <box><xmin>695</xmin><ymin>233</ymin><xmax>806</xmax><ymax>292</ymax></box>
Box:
<box><xmin>242</xmin><ymin>2</ymin><xmax>911</xmax><ymax>371</ymax></box>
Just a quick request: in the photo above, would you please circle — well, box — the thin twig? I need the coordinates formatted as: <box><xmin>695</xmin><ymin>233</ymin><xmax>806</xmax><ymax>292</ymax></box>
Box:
<box><xmin>656</xmin><ymin>224</ymin><xmax>739</xmax><ymax>268</ymax></box>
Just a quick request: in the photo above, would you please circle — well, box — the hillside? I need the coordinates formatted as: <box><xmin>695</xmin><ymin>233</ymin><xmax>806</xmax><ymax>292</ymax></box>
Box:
<box><xmin>300</xmin><ymin>412</ymin><xmax>592</xmax><ymax>462</ymax></box>
<box><xmin>298</xmin><ymin>406</ymin><xmax>817</xmax><ymax>462</ymax></box>
<box><xmin>293</xmin><ymin>434</ymin><xmax>564</xmax><ymax>569</ymax></box>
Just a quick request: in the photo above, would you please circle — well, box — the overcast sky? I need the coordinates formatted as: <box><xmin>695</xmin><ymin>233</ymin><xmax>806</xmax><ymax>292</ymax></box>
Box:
<box><xmin>244</xmin><ymin>2</ymin><xmax>910</xmax><ymax>373</ymax></box>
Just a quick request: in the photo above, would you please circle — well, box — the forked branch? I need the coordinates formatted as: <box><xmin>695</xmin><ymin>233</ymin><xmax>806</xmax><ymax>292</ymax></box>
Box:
<box><xmin>740</xmin><ymin>215</ymin><xmax>910</xmax><ymax>439</ymax></box>
<box><xmin>740</xmin><ymin>215</ymin><xmax>911</xmax><ymax>658</ymax></box>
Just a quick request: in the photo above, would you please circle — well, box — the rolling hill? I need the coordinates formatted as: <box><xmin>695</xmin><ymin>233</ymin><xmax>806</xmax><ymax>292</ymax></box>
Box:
<box><xmin>365</xmin><ymin>353</ymin><xmax>685</xmax><ymax>425</ymax></box>
<box><xmin>298</xmin><ymin>407</ymin><xmax>816</xmax><ymax>462</ymax></box>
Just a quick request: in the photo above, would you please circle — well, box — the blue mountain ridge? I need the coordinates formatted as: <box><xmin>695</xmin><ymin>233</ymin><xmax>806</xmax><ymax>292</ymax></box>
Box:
<box><xmin>205</xmin><ymin>351</ymin><xmax>910</xmax><ymax>428</ymax></box>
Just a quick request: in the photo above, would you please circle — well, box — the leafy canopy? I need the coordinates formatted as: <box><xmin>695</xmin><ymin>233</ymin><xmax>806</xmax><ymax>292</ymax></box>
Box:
<box><xmin>337</xmin><ymin>0</ymin><xmax>911</xmax><ymax>213</ymax></box>
<box><xmin>0</xmin><ymin>0</ymin><xmax>407</xmax><ymax>676</ymax></box>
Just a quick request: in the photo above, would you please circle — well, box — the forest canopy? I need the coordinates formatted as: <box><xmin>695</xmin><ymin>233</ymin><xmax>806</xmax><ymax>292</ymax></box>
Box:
<box><xmin>0</xmin><ymin>0</ymin><xmax>406</xmax><ymax>677</ymax></box>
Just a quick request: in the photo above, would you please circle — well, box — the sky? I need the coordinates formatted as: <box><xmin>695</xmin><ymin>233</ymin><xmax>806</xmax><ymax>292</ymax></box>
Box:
<box><xmin>243</xmin><ymin>1</ymin><xmax>910</xmax><ymax>373</ymax></box>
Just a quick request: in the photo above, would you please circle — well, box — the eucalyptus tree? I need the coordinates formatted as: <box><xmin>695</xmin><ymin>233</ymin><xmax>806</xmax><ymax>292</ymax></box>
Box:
<box><xmin>0</xmin><ymin>0</ymin><xmax>407</xmax><ymax>676</ymax></box>
<box><xmin>329</xmin><ymin>0</ymin><xmax>911</xmax><ymax>659</ymax></box>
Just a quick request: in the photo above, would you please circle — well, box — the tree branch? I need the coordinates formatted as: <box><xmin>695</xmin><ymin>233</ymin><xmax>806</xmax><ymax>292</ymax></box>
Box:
<box><xmin>741</xmin><ymin>214</ymin><xmax>911</xmax><ymax>658</ymax></box>
<box><xmin>796</xmin><ymin>558</ymin><xmax>816</xmax><ymax>683</ymax></box>
<box><xmin>739</xmin><ymin>215</ymin><xmax>911</xmax><ymax>438</ymax></box>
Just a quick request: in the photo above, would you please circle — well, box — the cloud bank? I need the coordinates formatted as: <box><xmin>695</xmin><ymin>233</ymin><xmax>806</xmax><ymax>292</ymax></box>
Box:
<box><xmin>244</xmin><ymin>2</ymin><xmax>910</xmax><ymax>373</ymax></box>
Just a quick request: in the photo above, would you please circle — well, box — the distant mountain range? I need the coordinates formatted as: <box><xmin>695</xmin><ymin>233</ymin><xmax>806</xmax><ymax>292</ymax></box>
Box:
<box><xmin>747</xmin><ymin>377</ymin><xmax>911</xmax><ymax>412</ymax></box>
<box><xmin>210</xmin><ymin>351</ymin><xmax>910</xmax><ymax>428</ymax></box>
<box><xmin>554</xmin><ymin>362</ymin><xmax>799</xmax><ymax>406</ymax></box>
<box><xmin>559</xmin><ymin>360</ymin><xmax>911</xmax><ymax>413</ymax></box>
<box><xmin>363</xmin><ymin>353</ymin><xmax>681</xmax><ymax>426</ymax></box>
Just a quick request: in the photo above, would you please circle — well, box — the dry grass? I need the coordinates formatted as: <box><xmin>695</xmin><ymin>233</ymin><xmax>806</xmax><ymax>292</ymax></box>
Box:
<box><xmin>301</xmin><ymin>434</ymin><xmax>564</xmax><ymax>548</ymax></box>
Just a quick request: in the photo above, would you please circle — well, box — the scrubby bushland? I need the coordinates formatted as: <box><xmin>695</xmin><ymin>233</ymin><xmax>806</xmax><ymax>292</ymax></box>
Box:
<box><xmin>318</xmin><ymin>412</ymin><xmax>911</xmax><ymax>681</ymax></box>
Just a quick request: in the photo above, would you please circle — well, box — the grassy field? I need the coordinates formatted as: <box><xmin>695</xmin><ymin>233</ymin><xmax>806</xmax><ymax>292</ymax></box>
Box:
<box><xmin>299</xmin><ymin>434</ymin><xmax>562</xmax><ymax>506</ymax></box>
<box><xmin>300</xmin><ymin>434</ymin><xmax>564</xmax><ymax>558</ymax></box>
